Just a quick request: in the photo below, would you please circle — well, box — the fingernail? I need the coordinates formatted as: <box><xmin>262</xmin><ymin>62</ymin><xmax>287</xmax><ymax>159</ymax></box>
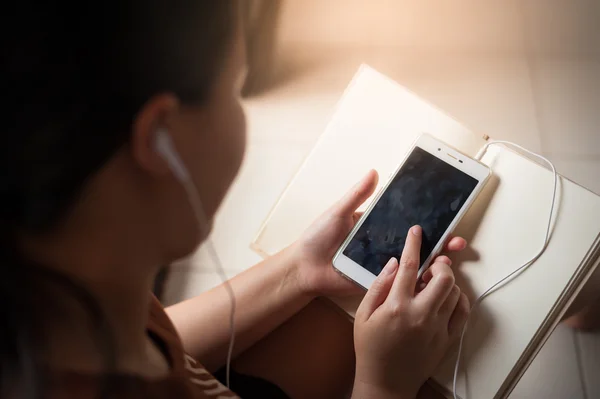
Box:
<box><xmin>382</xmin><ymin>258</ymin><xmax>398</xmax><ymax>275</ymax></box>
<box><xmin>412</xmin><ymin>225</ymin><xmax>422</xmax><ymax>236</ymax></box>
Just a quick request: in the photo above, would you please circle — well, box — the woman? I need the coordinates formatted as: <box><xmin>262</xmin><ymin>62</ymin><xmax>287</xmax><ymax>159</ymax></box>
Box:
<box><xmin>2</xmin><ymin>1</ymin><xmax>472</xmax><ymax>398</ymax></box>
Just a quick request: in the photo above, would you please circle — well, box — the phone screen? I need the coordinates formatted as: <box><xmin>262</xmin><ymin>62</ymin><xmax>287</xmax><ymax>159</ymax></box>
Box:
<box><xmin>343</xmin><ymin>146</ymin><xmax>479</xmax><ymax>276</ymax></box>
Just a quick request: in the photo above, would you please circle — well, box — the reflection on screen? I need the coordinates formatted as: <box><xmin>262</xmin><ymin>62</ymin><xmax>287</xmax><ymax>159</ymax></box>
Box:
<box><xmin>343</xmin><ymin>147</ymin><xmax>478</xmax><ymax>276</ymax></box>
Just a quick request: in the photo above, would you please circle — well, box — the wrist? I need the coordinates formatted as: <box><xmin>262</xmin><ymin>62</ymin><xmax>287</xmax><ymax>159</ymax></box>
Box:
<box><xmin>280</xmin><ymin>244</ymin><xmax>318</xmax><ymax>299</ymax></box>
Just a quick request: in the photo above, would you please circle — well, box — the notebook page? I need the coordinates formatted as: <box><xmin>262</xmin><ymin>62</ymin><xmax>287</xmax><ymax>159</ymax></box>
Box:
<box><xmin>252</xmin><ymin>65</ymin><xmax>487</xmax><ymax>257</ymax></box>
<box><xmin>431</xmin><ymin>145</ymin><xmax>600</xmax><ymax>398</ymax></box>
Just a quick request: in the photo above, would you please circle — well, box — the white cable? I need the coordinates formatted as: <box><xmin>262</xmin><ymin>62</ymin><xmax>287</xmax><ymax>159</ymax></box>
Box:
<box><xmin>181</xmin><ymin>176</ymin><xmax>237</xmax><ymax>390</ymax></box>
<box><xmin>452</xmin><ymin>141</ymin><xmax>558</xmax><ymax>399</ymax></box>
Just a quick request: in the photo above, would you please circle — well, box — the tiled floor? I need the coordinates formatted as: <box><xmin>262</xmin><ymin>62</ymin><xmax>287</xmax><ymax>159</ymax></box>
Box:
<box><xmin>164</xmin><ymin>1</ymin><xmax>600</xmax><ymax>397</ymax></box>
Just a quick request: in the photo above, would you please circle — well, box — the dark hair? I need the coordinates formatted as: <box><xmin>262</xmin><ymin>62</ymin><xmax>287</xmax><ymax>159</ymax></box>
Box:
<box><xmin>0</xmin><ymin>1</ymin><xmax>238</xmax><ymax>397</ymax></box>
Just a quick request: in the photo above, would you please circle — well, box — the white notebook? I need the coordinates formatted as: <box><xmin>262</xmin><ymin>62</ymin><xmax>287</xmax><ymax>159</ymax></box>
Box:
<box><xmin>251</xmin><ymin>66</ymin><xmax>600</xmax><ymax>398</ymax></box>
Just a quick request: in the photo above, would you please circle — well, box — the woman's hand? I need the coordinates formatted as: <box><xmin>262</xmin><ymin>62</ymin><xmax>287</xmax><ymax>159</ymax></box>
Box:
<box><xmin>352</xmin><ymin>226</ymin><xmax>470</xmax><ymax>399</ymax></box>
<box><xmin>291</xmin><ymin>170</ymin><xmax>467</xmax><ymax>297</ymax></box>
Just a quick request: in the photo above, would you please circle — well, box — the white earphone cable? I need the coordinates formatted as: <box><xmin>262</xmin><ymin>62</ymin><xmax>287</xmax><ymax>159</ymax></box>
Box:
<box><xmin>156</xmin><ymin>130</ymin><xmax>237</xmax><ymax>389</ymax></box>
<box><xmin>452</xmin><ymin>141</ymin><xmax>558</xmax><ymax>399</ymax></box>
<box><xmin>181</xmin><ymin>171</ymin><xmax>237</xmax><ymax>390</ymax></box>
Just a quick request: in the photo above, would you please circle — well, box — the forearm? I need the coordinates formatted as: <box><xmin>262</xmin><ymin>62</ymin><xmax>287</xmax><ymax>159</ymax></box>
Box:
<box><xmin>166</xmin><ymin>245</ymin><xmax>314</xmax><ymax>371</ymax></box>
<box><xmin>351</xmin><ymin>381</ymin><xmax>416</xmax><ymax>399</ymax></box>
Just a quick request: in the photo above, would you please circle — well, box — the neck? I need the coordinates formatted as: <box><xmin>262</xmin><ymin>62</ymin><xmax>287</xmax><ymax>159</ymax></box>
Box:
<box><xmin>18</xmin><ymin>153</ymin><xmax>173</xmax><ymax>376</ymax></box>
<box><xmin>21</xmin><ymin>215</ymin><xmax>166</xmax><ymax>375</ymax></box>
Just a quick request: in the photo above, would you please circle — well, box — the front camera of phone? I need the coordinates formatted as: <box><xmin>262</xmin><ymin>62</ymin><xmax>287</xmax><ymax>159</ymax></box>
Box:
<box><xmin>438</xmin><ymin>148</ymin><xmax>441</xmax><ymax>151</ymax></box>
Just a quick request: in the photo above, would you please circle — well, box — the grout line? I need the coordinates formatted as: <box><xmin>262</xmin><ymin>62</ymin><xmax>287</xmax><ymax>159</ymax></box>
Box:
<box><xmin>573</xmin><ymin>331</ymin><xmax>590</xmax><ymax>399</ymax></box>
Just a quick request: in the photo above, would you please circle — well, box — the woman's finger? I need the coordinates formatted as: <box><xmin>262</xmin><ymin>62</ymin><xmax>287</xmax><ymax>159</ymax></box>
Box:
<box><xmin>332</xmin><ymin>170</ymin><xmax>379</xmax><ymax>217</ymax></box>
<box><xmin>416</xmin><ymin>261</ymin><xmax>455</xmax><ymax>313</ymax></box>
<box><xmin>439</xmin><ymin>285</ymin><xmax>461</xmax><ymax>320</ymax></box>
<box><xmin>421</xmin><ymin>268</ymin><xmax>432</xmax><ymax>283</ymax></box>
<box><xmin>445</xmin><ymin>236</ymin><xmax>467</xmax><ymax>252</ymax></box>
<box><xmin>356</xmin><ymin>258</ymin><xmax>398</xmax><ymax>321</ymax></box>
<box><xmin>352</xmin><ymin>212</ymin><xmax>365</xmax><ymax>224</ymax></box>
<box><xmin>420</xmin><ymin>254</ymin><xmax>452</xmax><ymax>283</ymax></box>
<box><xmin>448</xmin><ymin>293</ymin><xmax>471</xmax><ymax>338</ymax></box>
<box><xmin>433</xmin><ymin>255</ymin><xmax>452</xmax><ymax>266</ymax></box>
<box><xmin>389</xmin><ymin>225</ymin><xmax>422</xmax><ymax>300</ymax></box>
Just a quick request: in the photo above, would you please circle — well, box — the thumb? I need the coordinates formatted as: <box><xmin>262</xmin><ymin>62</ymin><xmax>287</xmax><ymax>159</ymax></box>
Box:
<box><xmin>356</xmin><ymin>258</ymin><xmax>398</xmax><ymax>322</ymax></box>
<box><xmin>333</xmin><ymin>170</ymin><xmax>379</xmax><ymax>217</ymax></box>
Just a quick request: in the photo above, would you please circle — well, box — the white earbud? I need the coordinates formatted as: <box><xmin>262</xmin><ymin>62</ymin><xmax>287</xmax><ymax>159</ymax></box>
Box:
<box><xmin>154</xmin><ymin>128</ymin><xmax>191</xmax><ymax>183</ymax></box>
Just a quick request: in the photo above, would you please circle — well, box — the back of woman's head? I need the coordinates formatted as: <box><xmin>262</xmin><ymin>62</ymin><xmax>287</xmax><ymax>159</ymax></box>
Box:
<box><xmin>0</xmin><ymin>1</ymin><xmax>238</xmax><ymax>397</ymax></box>
<box><xmin>2</xmin><ymin>0</ymin><xmax>238</xmax><ymax>231</ymax></box>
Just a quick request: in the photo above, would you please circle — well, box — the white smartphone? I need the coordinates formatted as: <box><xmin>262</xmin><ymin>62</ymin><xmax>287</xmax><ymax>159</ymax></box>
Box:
<box><xmin>333</xmin><ymin>133</ymin><xmax>490</xmax><ymax>290</ymax></box>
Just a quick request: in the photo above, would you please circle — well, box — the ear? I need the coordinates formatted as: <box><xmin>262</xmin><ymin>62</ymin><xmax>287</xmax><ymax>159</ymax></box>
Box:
<box><xmin>130</xmin><ymin>93</ymin><xmax>179</xmax><ymax>177</ymax></box>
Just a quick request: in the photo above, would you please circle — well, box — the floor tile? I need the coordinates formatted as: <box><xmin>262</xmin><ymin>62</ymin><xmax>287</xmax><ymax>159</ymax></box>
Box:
<box><xmin>244</xmin><ymin>67</ymin><xmax>347</xmax><ymax>145</ymax></box>
<box><xmin>510</xmin><ymin>325</ymin><xmax>585</xmax><ymax>398</ymax></box>
<box><xmin>268</xmin><ymin>47</ymin><xmax>542</xmax><ymax>152</ymax></box>
<box><xmin>576</xmin><ymin>330</ymin><xmax>600</xmax><ymax>398</ymax></box>
<box><xmin>530</xmin><ymin>57</ymin><xmax>600</xmax><ymax>156</ymax></box>
<box><xmin>367</xmin><ymin>52</ymin><xmax>542</xmax><ymax>152</ymax></box>
<box><xmin>520</xmin><ymin>0</ymin><xmax>600</xmax><ymax>57</ymax></box>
